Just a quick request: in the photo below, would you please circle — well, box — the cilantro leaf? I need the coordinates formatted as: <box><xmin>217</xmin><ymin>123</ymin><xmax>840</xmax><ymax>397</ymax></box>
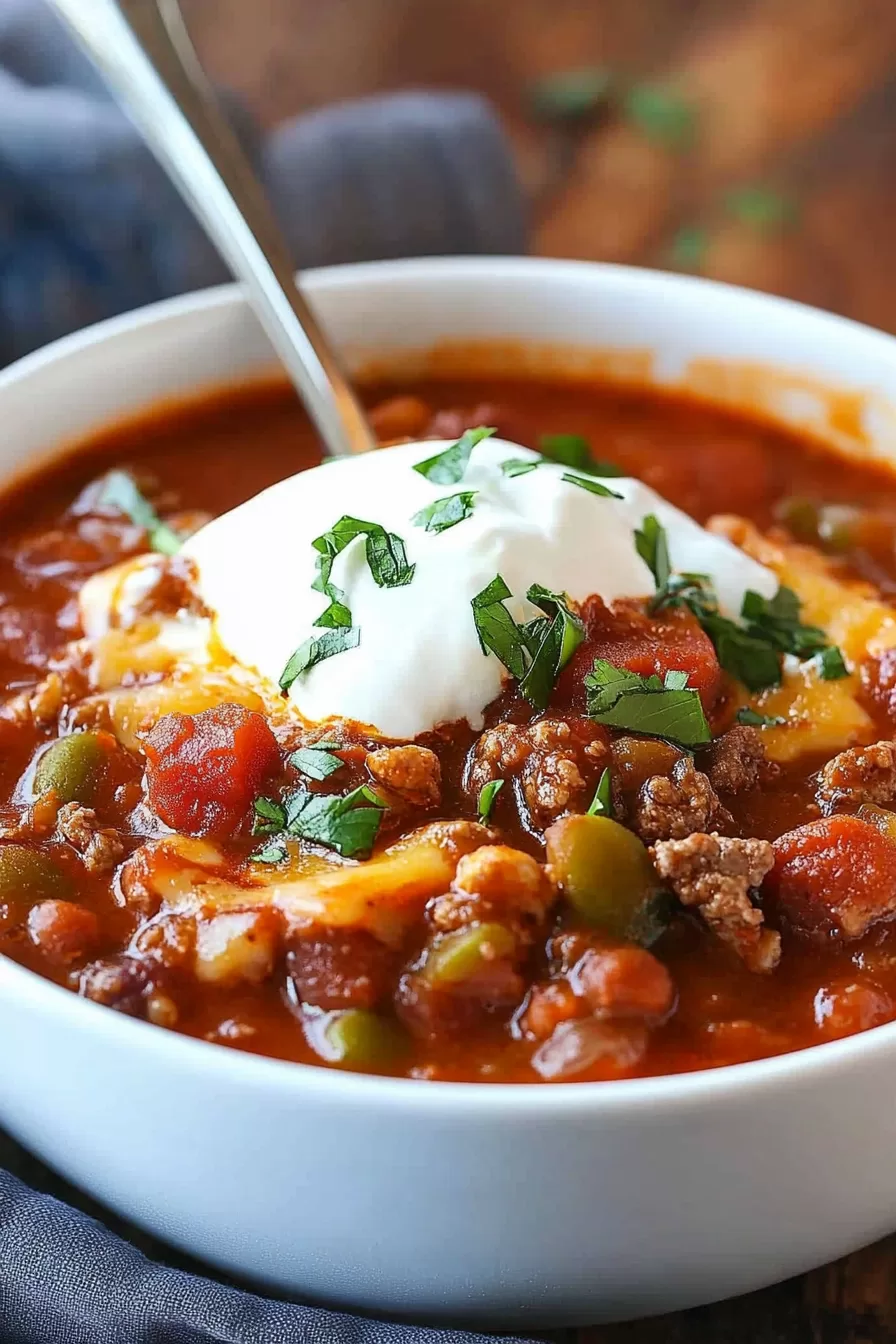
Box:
<box><xmin>252</xmin><ymin>797</ymin><xmax>287</xmax><ymax>835</ymax></box>
<box><xmin>528</xmin><ymin>67</ymin><xmax>613</xmax><ymax>124</ymax></box>
<box><xmin>251</xmin><ymin>838</ymin><xmax>289</xmax><ymax>864</ymax></box>
<box><xmin>470</xmin><ymin>575</ymin><xmax>528</xmax><ymax>678</ymax></box>
<box><xmin>741</xmin><ymin>587</ymin><xmax>828</xmax><ymax>659</ymax></box>
<box><xmin>282</xmin><ymin>783</ymin><xmax>387</xmax><ymax>858</ymax></box>
<box><xmin>477</xmin><ymin>779</ymin><xmax>504</xmax><ymax>822</ymax></box>
<box><xmin>501</xmin><ymin>458</ymin><xmax>540</xmax><ymax>478</ymax></box>
<box><xmin>735</xmin><ymin>707</ymin><xmax>786</xmax><ymax>727</ymax></box>
<box><xmin>413</xmin><ymin>426</ymin><xmax>496</xmax><ymax>485</ymax></box>
<box><xmin>518</xmin><ymin>584</ymin><xmax>585</xmax><ymax>710</ymax></box>
<box><xmin>289</xmin><ymin>745</ymin><xmax>345</xmax><ymax>781</ymax></box>
<box><xmin>585</xmin><ymin>658</ymin><xmax>711</xmax><ymax>747</ymax></box>
<box><xmin>699</xmin><ymin>613</ymin><xmax>783</xmax><ymax>692</ymax></box>
<box><xmin>561</xmin><ymin>472</ymin><xmax>623</xmax><ymax>499</ymax></box>
<box><xmin>816</xmin><ymin>646</ymin><xmax>849</xmax><ymax>681</ymax></box>
<box><xmin>97</xmin><ymin>471</ymin><xmax>181</xmax><ymax>555</ymax></box>
<box><xmin>635</xmin><ymin>513</ymin><xmax>671</xmax><ymax>592</ymax></box>
<box><xmin>279</xmin><ymin>625</ymin><xmax>360</xmax><ymax>691</ymax></box>
<box><xmin>310</xmin><ymin>515</ymin><xmax>414</xmax><ymax>630</ymax></box>
<box><xmin>586</xmin><ymin>768</ymin><xmax>613</xmax><ymax>817</ymax></box>
<box><xmin>538</xmin><ymin>434</ymin><xmax>623</xmax><ymax>477</ymax></box>
<box><xmin>412</xmin><ymin>491</ymin><xmax>477</xmax><ymax>534</ymax></box>
<box><xmin>624</xmin><ymin>82</ymin><xmax>696</xmax><ymax>151</ymax></box>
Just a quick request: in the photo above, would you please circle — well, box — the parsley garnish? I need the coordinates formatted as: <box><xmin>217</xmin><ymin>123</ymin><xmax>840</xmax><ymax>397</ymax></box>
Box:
<box><xmin>412</xmin><ymin>491</ymin><xmax>477</xmax><ymax>534</ymax></box>
<box><xmin>477</xmin><ymin>779</ymin><xmax>504</xmax><ymax>822</ymax></box>
<box><xmin>501</xmin><ymin>458</ymin><xmax>540</xmax><ymax>478</ymax></box>
<box><xmin>528</xmin><ymin>67</ymin><xmax>613</xmax><ymax>124</ymax></box>
<box><xmin>471</xmin><ymin>577</ymin><xmax>584</xmax><ymax>709</ymax></box>
<box><xmin>97</xmin><ymin>471</ymin><xmax>181</xmax><ymax>555</ymax></box>
<box><xmin>635</xmin><ymin>514</ymin><xmax>845</xmax><ymax>692</ymax></box>
<box><xmin>585</xmin><ymin>660</ymin><xmax>711</xmax><ymax>748</ymax></box>
<box><xmin>624</xmin><ymin>82</ymin><xmax>696</xmax><ymax>151</ymax></box>
<box><xmin>279</xmin><ymin>625</ymin><xmax>360</xmax><ymax>691</ymax></box>
<box><xmin>539</xmin><ymin>434</ymin><xmax>623</xmax><ymax>476</ymax></box>
<box><xmin>816</xmin><ymin>646</ymin><xmax>849</xmax><ymax>681</ymax></box>
<box><xmin>413</xmin><ymin>426</ymin><xmax>496</xmax><ymax>485</ymax></box>
<box><xmin>254</xmin><ymin>783</ymin><xmax>388</xmax><ymax>861</ymax></box>
<box><xmin>735</xmin><ymin>707</ymin><xmax>786</xmax><ymax>728</ymax></box>
<box><xmin>313</xmin><ymin>516</ymin><xmax>414</xmax><ymax>615</ymax></box>
<box><xmin>635</xmin><ymin>513</ymin><xmax>671</xmax><ymax>594</ymax></box>
<box><xmin>518</xmin><ymin>584</ymin><xmax>585</xmax><ymax>710</ymax></box>
<box><xmin>586</xmin><ymin>768</ymin><xmax>613</xmax><ymax>817</ymax></box>
<box><xmin>289</xmin><ymin>743</ymin><xmax>345</xmax><ymax>781</ymax></box>
<box><xmin>561</xmin><ymin>472</ymin><xmax>623</xmax><ymax>499</ymax></box>
<box><xmin>251</xmin><ymin>838</ymin><xmax>289</xmax><ymax>865</ymax></box>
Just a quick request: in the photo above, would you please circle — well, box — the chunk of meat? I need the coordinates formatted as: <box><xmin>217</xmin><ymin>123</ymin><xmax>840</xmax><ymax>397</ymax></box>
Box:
<box><xmin>572</xmin><ymin>946</ymin><xmax>676</xmax><ymax>1023</ymax></box>
<box><xmin>634</xmin><ymin>758</ymin><xmax>731</xmax><ymax>844</ymax></box>
<box><xmin>704</xmin><ymin>725</ymin><xmax>768</xmax><ymax>794</ymax></box>
<box><xmin>27</xmin><ymin>900</ymin><xmax>100</xmax><ymax>965</ymax></box>
<box><xmin>365</xmin><ymin>745</ymin><xmax>441</xmax><ymax>808</ymax></box>
<box><xmin>521</xmin><ymin>980</ymin><xmax>583</xmax><ymax>1040</ymax></box>
<box><xmin>555</xmin><ymin>597</ymin><xmax>722</xmax><ymax>713</ymax></box>
<box><xmin>651</xmin><ymin>832</ymin><xmax>780</xmax><ymax>972</ymax></box>
<box><xmin>56</xmin><ymin>802</ymin><xmax>124</xmax><ymax>874</ymax></box>
<box><xmin>395</xmin><ymin>957</ymin><xmax>524</xmax><ymax>1041</ymax></box>
<box><xmin>427</xmin><ymin>844</ymin><xmax>554</xmax><ymax>943</ymax></box>
<box><xmin>465</xmin><ymin>716</ymin><xmax>608</xmax><ymax>828</ymax></box>
<box><xmin>144</xmin><ymin>703</ymin><xmax>280</xmax><ymax>836</ymax></box>
<box><xmin>76</xmin><ymin>954</ymin><xmax>167</xmax><ymax>1019</ymax></box>
<box><xmin>770</xmin><ymin>815</ymin><xmax>896</xmax><ymax>939</ymax></box>
<box><xmin>531</xmin><ymin>1019</ymin><xmax>648</xmax><ymax>1080</ymax></box>
<box><xmin>816</xmin><ymin>740</ymin><xmax>896</xmax><ymax>814</ymax></box>
<box><xmin>287</xmin><ymin>929</ymin><xmax>397</xmax><ymax>1010</ymax></box>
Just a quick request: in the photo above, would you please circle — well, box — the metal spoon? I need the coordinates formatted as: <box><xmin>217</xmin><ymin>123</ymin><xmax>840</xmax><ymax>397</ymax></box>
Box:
<box><xmin>47</xmin><ymin>0</ymin><xmax>376</xmax><ymax>459</ymax></box>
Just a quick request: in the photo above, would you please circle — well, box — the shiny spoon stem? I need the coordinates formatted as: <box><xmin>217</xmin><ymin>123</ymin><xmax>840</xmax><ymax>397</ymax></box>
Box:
<box><xmin>48</xmin><ymin>0</ymin><xmax>375</xmax><ymax>458</ymax></box>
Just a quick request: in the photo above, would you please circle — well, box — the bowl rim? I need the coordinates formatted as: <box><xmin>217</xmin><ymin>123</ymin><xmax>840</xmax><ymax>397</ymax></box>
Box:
<box><xmin>4</xmin><ymin>252</ymin><xmax>896</xmax><ymax>1113</ymax></box>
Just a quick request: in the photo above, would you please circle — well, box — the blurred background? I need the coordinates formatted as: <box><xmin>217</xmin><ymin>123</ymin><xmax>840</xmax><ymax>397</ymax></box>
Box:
<box><xmin>181</xmin><ymin>0</ymin><xmax>896</xmax><ymax>330</ymax></box>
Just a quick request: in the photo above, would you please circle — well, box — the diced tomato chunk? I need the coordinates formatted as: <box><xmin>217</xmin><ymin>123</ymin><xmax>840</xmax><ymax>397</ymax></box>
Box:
<box><xmin>769</xmin><ymin>815</ymin><xmax>896</xmax><ymax>940</ymax></box>
<box><xmin>144</xmin><ymin>703</ymin><xmax>279</xmax><ymax>837</ymax></box>
<box><xmin>554</xmin><ymin>597</ymin><xmax>722</xmax><ymax>712</ymax></box>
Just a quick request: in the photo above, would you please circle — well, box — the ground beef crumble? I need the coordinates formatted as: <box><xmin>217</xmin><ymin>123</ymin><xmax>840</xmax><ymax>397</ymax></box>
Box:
<box><xmin>651</xmin><ymin>832</ymin><xmax>780</xmax><ymax>973</ymax></box>
<box><xmin>365</xmin><ymin>745</ymin><xmax>441</xmax><ymax>808</ymax></box>
<box><xmin>705</xmin><ymin>725</ymin><xmax>770</xmax><ymax>794</ymax></box>
<box><xmin>634</xmin><ymin>758</ymin><xmax>732</xmax><ymax>844</ymax></box>
<box><xmin>56</xmin><ymin>802</ymin><xmax>125</xmax><ymax>874</ymax></box>
<box><xmin>816</xmin><ymin>740</ymin><xmax>896</xmax><ymax>814</ymax></box>
<box><xmin>465</xmin><ymin>716</ymin><xmax>608</xmax><ymax>828</ymax></box>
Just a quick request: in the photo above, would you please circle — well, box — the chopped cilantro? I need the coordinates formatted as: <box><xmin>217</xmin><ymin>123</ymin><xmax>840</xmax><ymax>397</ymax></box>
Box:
<box><xmin>97</xmin><ymin>470</ymin><xmax>181</xmax><ymax>555</ymax></box>
<box><xmin>518</xmin><ymin>584</ymin><xmax>585</xmax><ymax>710</ymax></box>
<box><xmin>635</xmin><ymin>513</ymin><xmax>671</xmax><ymax>592</ymax></box>
<box><xmin>586</xmin><ymin>768</ymin><xmax>613</xmax><ymax>817</ymax></box>
<box><xmin>412</xmin><ymin>491</ymin><xmax>477</xmax><ymax>534</ymax></box>
<box><xmin>252</xmin><ymin>796</ymin><xmax>287</xmax><ymax>835</ymax></box>
<box><xmin>251</xmin><ymin>837</ymin><xmax>289</xmax><ymax>865</ymax></box>
<box><xmin>471</xmin><ymin>577</ymin><xmax>584</xmax><ymax>709</ymax></box>
<box><xmin>741</xmin><ymin>587</ymin><xmax>827</xmax><ymax>659</ymax></box>
<box><xmin>477</xmin><ymin>779</ymin><xmax>504</xmax><ymax>823</ymax></box>
<box><xmin>471</xmin><ymin>575</ymin><xmax>528</xmax><ymax>678</ymax></box>
<box><xmin>413</xmin><ymin>426</ymin><xmax>496</xmax><ymax>485</ymax></box>
<box><xmin>585</xmin><ymin>659</ymin><xmax>711</xmax><ymax>748</ymax></box>
<box><xmin>668</xmin><ymin>225</ymin><xmax>709</xmax><ymax>273</ymax></box>
<box><xmin>538</xmin><ymin>434</ymin><xmax>623</xmax><ymax>476</ymax></box>
<box><xmin>289</xmin><ymin>744</ymin><xmax>345</xmax><ymax>781</ymax></box>
<box><xmin>279</xmin><ymin>625</ymin><xmax>360</xmax><ymax>691</ymax></box>
<box><xmin>735</xmin><ymin>707</ymin><xmax>786</xmax><ymax>728</ymax></box>
<box><xmin>282</xmin><ymin>783</ymin><xmax>387</xmax><ymax>858</ymax></box>
<box><xmin>816</xmin><ymin>646</ymin><xmax>849</xmax><ymax>681</ymax></box>
<box><xmin>725</xmin><ymin>185</ymin><xmax>798</xmax><ymax>232</ymax></box>
<box><xmin>561</xmin><ymin>472</ymin><xmax>623</xmax><ymax>498</ymax></box>
<box><xmin>501</xmin><ymin>458</ymin><xmax>540</xmax><ymax>478</ymax></box>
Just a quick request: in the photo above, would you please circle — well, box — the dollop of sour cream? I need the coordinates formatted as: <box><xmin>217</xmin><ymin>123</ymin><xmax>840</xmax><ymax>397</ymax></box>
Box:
<box><xmin>181</xmin><ymin>437</ymin><xmax>777</xmax><ymax>739</ymax></box>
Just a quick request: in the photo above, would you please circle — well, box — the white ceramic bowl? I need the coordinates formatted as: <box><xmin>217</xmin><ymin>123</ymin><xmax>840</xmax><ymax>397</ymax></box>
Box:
<box><xmin>3</xmin><ymin>259</ymin><xmax>896</xmax><ymax>1328</ymax></box>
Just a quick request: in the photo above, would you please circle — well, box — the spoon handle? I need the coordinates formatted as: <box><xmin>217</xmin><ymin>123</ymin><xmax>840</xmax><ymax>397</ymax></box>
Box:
<box><xmin>48</xmin><ymin>0</ymin><xmax>375</xmax><ymax>458</ymax></box>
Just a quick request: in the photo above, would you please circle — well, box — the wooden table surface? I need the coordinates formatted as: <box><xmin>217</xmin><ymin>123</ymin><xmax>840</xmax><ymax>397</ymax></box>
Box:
<box><xmin>178</xmin><ymin>2</ymin><xmax>896</xmax><ymax>1338</ymax></box>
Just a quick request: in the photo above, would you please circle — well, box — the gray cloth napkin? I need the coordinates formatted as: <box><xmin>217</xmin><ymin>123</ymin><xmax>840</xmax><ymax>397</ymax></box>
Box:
<box><xmin>0</xmin><ymin>0</ymin><xmax>527</xmax><ymax>367</ymax></box>
<box><xmin>0</xmin><ymin>2</ymin><xmax>530</xmax><ymax>1340</ymax></box>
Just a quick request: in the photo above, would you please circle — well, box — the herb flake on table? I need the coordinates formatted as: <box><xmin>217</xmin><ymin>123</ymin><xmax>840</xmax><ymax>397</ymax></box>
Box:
<box><xmin>413</xmin><ymin>426</ymin><xmax>495</xmax><ymax>485</ymax></box>
<box><xmin>97</xmin><ymin>470</ymin><xmax>181</xmax><ymax>555</ymax></box>
<box><xmin>585</xmin><ymin>659</ymin><xmax>711</xmax><ymax>748</ymax></box>
<box><xmin>412</xmin><ymin>491</ymin><xmax>477</xmax><ymax>534</ymax></box>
